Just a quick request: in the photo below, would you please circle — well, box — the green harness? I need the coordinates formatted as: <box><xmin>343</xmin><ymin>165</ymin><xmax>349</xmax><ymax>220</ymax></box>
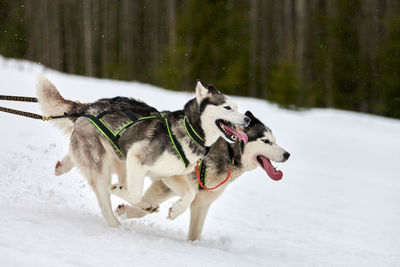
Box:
<box><xmin>86</xmin><ymin>111</ymin><xmax>205</xmax><ymax>168</ymax></box>
<box><xmin>85</xmin><ymin>113</ymin><xmax>157</xmax><ymax>157</ymax></box>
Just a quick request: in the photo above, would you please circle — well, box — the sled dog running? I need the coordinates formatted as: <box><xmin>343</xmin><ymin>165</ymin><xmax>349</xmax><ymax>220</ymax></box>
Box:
<box><xmin>36</xmin><ymin>77</ymin><xmax>250</xmax><ymax>226</ymax></box>
<box><xmin>117</xmin><ymin>111</ymin><xmax>290</xmax><ymax>240</ymax></box>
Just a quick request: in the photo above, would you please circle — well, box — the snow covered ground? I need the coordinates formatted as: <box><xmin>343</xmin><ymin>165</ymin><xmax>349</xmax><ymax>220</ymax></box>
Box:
<box><xmin>0</xmin><ymin>56</ymin><xmax>399</xmax><ymax>266</ymax></box>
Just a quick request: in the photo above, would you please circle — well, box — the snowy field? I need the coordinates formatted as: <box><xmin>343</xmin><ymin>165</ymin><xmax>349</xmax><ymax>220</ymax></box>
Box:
<box><xmin>0</xmin><ymin>56</ymin><xmax>399</xmax><ymax>266</ymax></box>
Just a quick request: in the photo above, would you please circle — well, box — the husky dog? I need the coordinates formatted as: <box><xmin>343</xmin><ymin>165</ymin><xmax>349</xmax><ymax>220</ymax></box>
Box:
<box><xmin>37</xmin><ymin>77</ymin><xmax>250</xmax><ymax>227</ymax></box>
<box><xmin>117</xmin><ymin>111</ymin><xmax>290</xmax><ymax>240</ymax></box>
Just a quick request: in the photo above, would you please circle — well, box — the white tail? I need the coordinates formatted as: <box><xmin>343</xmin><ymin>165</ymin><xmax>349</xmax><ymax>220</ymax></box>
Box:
<box><xmin>36</xmin><ymin>75</ymin><xmax>75</xmax><ymax>135</ymax></box>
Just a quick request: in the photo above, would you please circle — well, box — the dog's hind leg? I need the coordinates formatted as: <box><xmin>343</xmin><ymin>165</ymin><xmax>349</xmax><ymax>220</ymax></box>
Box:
<box><xmin>117</xmin><ymin>180</ymin><xmax>176</xmax><ymax>218</ymax></box>
<box><xmin>55</xmin><ymin>153</ymin><xmax>74</xmax><ymax>176</ymax></box>
<box><xmin>162</xmin><ymin>175</ymin><xmax>196</xmax><ymax>220</ymax></box>
<box><xmin>188</xmin><ymin>190</ymin><xmax>223</xmax><ymax>241</ymax></box>
<box><xmin>89</xmin><ymin>171</ymin><xmax>121</xmax><ymax>227</ymax></box>
<box><xmin>69</xmin><ymin>131</ymin><xmax>120</xmax><ymax>227</ymax></box>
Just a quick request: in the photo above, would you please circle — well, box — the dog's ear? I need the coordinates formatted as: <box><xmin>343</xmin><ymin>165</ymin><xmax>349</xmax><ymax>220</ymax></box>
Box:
<box><xmin>245</xmin><ymin>111</ymin><xmax>257</xmax><ymax>126</ymax></box>
<box><xmin>207</xmin><ymin>84</ymin><xmax>220</xmax><ymax>95</ymax></box>
<box><xmin>245</xmin><ymin>110</ymin><xmax>255</xmax><ymax>119</ymax></box>
<box><xmin>195</xmin><ymin>80</ymin><xmax>208</xmax><ymax>104</ymax></box>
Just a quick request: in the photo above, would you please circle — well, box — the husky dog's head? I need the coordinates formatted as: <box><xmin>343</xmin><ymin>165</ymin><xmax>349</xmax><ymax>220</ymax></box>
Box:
<box><xmin>195</xmin><ymin>81</ymin><xmax>250</xmax><ymax>146</ymax></box>
<box><xmin>241</xmin><ymin>111</ymin><xmax>290</xmax><ymax>181</ymax></box>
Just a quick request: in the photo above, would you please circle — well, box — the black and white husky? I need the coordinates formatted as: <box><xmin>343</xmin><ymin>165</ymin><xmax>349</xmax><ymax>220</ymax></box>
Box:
<box><xmin>37</xmin><ymin>77</ymin><xmax>250</xmax><ymax>227</ymax></box>
<box><xmin>117</xmin><ymin>111</ymin><xmax>290</xmax><ymax>240</ymax></box>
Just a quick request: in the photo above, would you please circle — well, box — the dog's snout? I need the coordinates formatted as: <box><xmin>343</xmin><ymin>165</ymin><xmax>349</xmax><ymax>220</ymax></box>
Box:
<box><xmin>244</xmin><ymin>116</ymin><xmax>251</xmax><ymax>126</ymax></box>
<box><xmin>283</xmin><ymin>152</ymin><xmax>290</xmax><ymax>160</ymax></box>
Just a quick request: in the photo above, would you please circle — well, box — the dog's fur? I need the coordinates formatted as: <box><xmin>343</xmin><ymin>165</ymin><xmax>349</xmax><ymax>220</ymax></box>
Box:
<box><xmin>117</xmin><ymin>111</ymin><xmax>290</xmax><ymax>240</ymax></box>
<box><xmin>37</xmin><ymin>76</ymin><xmax>250</xmax><ymax>226</ymax></box>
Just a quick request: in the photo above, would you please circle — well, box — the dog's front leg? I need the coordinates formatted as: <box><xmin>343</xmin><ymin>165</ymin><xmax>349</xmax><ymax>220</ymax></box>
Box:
<box><xmin>117</xmin><ymin>180</ymin><xmax>176</xmax><ymax>218</ymax></box>
<box><xmin>188</xmin><ymin>190</ymin><xmax>223</xmax><ymax>241</ymax></box>
<box><xmin>163</xmin><ymin>175</ymin><xmax>196</xmax><ymax>220</ymax></box>
<box><xmin>110</xmin><ymin>152</ymin><xmax>146</xmax><ymax>205</ymax></box>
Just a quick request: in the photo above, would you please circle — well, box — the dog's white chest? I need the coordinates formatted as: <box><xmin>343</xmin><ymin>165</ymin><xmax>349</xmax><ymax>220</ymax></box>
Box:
<box><xmin>146</xmin><ymin>151</ymin><xmax>194</xmax><ymax>178</ymax></box>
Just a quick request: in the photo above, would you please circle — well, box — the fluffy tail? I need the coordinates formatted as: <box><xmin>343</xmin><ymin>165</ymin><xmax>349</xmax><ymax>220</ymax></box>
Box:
<box><xmin>36</xmin><ymin>75</ymin><xmax>78</xmax><ymax>135</ymax></box>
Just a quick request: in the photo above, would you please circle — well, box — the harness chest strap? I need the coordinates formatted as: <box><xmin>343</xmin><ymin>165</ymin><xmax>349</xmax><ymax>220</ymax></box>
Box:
<box><xmin>160</xmin><ymin>114</ymin><xmax>189</xmax><ymax>167</ymax></box>
<box><xmin>183</xmin><ymin>115</ymin><xmax>211</xmax><ymax>160</ymax></box>
<box><xmin>183</xmin><ymin>116</ymin><xmax>205</xmax><ymax>146</ymax></box>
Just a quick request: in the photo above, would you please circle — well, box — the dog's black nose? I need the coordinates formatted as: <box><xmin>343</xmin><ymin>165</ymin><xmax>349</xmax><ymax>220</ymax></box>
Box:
<box><xmin>244</xmin><ymin>116</ymin><xmax>251</xmax><ymax>126</ymax></box>
<box><xmin>283</xmin><ymin>152</ymin><xmax>290</xmax><ymax>160</ymax></box>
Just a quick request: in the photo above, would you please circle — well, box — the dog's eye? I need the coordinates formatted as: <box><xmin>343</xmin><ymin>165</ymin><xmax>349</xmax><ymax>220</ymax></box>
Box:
<box><xmin>224</xmin><ymin>106</ymin><xmax>232</xmax><ymax>110</ymax></box>
<box><xmin>262</xmin><ymin>139</ymin><xmax>270</xmax><ymax>144</ymax></box>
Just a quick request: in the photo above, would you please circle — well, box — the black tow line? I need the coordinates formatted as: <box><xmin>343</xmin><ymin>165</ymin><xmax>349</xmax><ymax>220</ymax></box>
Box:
<box><xmin>0</xmin><ymin>95</ymin><xmax>84</xmax><ymax>120</ymax></box>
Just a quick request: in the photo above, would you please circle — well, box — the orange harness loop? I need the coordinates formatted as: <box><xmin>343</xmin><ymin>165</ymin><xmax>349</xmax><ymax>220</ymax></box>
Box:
<box><xmin>195</xmin><ymin>163</ymin><xmax>232</xmax><ymax>191</ymax></box>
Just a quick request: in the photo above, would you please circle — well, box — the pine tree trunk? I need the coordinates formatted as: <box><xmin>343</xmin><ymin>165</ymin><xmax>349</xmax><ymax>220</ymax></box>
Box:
<box><xmin>167</xmin><ymin>0</ymin><xmax>177</xmax><ymax>69</ymax></box>
<box><xmin>325</xmin><ymin>0</ymin><xmax>335</xmax><ymax>107</ymax></box>
<box><xmin>259</xmin><ymin>0</ymin><xmax>272</xmax><ymax>98</ymax></box>
<box><xmin>83</xmin><ymin>0</ymin><xmax>94</xmax><ymax>76</ymax></box>
<box><xmin>294</xmin><ymin>0</ymin><xmax>306</xmax><ymax>103</ymax></box>
<box><xmin>284</xmin><ymin>0</ymin><xmax>294</xmax><ymax>59</ymax></box>
<box><xmin>248</xmin><ymin>0</ymin><xmax>258</xmax><ymax>97</ymax></box>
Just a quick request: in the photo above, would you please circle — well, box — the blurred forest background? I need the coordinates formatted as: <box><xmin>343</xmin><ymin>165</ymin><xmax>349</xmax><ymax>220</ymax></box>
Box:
<box><xmin>0</xmin><ymin>0</ymin><xmax>399</xmax><ymax>118</ymax></box>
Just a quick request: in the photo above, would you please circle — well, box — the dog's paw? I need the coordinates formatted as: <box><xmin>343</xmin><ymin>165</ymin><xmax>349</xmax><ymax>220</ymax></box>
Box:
<box><xmin>129</xmin><ymin>204</ymin><xmax>159</xmax><ymax>219</ymax></box>
<box><xmin>145</xmin><ymin>205</ymin><xmax>159</xmax><ymax>213</ymax></box>
<box><xmin>116</xmin><ymin>203</ymin><xmax>158</xmax><ymax>219</ymax></box>
<box><xmin>167</xmin><ymin>201</ymin><xmax>187</xmax><ymax>220</ymax></box>
<box><xmin>109</xmin><ymin>184</ymin><xmax>142</xmax><ymax>205</ymax></box>
<box><xmin>54</xmin><ymin>161</ymin><xmax>64</xmax><ymax>176</ymax></box>
<box><xmin>116</xmin><ymin>204</ymin><xmax>126</xmax><ymax>216</ymax></box>
<box><xmin>109</xmin><ymin>184</ymin><xmax>126</xmax><ymax>197</ymax></box>
<box><xmin>110</xmin><ymin>184</ymin><xmax>123</xmax><ymax>191</ymax></box>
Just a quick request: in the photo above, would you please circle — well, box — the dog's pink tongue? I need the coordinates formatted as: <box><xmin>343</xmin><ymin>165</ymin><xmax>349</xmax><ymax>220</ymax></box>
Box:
<box><xmin>260</xmin><ymin>156</ymin><xmax>283</xmax><ymax>181</ymax></box>
<box><xmin>223</xmin><ymin>125</ymin><xmax>248</xmax><ymax>144</ymax></box>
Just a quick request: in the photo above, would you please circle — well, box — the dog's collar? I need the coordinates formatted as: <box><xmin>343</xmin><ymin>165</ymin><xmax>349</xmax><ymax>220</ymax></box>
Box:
<box><xmin>183</xmin><ymin>116</ymin><xmax>206</xmax><ymax>147</ymax></box>
<box><xmin>197</xmin><ymin>142</ymin><xmax>235</xmax><ymax>191</ymax></box>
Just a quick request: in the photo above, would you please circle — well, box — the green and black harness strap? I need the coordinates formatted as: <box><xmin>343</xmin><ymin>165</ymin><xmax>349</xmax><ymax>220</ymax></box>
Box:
<box><xmin>85</xmin><ymin>111</ymin><xmax>190</xmax><ymax>168</ymax></box>
<box><xmin>183</xmin><ymin>116</ymin><xmax>205</xmax><ymax>146</ymax></box>
<box><xmin>85</xmin><ymin>112</ymin><xmax>158</xmax><ymax>158</ymax></box>
<box><xmin>183</xmin><ymin>116</ymin><xmax>211</xmax><ymax>156</ymax></box>
<box><xmin>85</xmin><ymin>114</ymin><xmax>125</xmax><ymax>157</ymax></box>
<box><xmin>160</xmin><ymin>113</ymin><xmax>189</xmax><ymax>168</ymax></box>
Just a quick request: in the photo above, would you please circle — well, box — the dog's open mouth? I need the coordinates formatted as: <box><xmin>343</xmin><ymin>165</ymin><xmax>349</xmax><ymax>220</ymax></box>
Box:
<box><xmin>256</xmin><ymin>156</ymin><xmax>283</xmax><ymax>181</ymax></box>
<box><xmin>216</xmin><ymin>119</ymin><xmax>248</xmax><ymax>143</ymax></box>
